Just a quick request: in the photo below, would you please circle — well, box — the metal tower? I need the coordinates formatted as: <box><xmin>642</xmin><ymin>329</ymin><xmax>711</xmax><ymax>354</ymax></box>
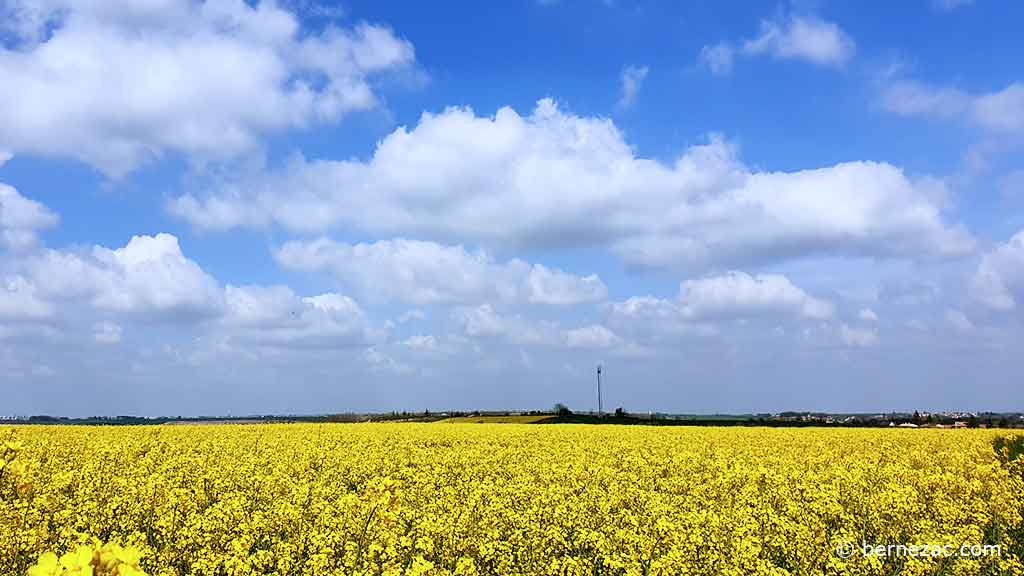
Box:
<box><xmin>596</xmin><ymin>364</ymin><xmax>603</xmax><ymax>416</ymax></box>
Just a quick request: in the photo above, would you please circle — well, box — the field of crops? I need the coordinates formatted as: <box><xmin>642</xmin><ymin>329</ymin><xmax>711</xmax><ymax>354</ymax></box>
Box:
<box><xmin>2</xmin><ymin>424</ymin><xmax>1022</xmax><ymax>576</ymax></box>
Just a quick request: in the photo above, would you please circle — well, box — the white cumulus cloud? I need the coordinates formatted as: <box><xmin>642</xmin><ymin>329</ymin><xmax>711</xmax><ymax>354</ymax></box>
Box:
<box><xmin>700</xmin><ymin>15</ymin><xmax>854</xmax><ymax>75</ymax></box>
<box><xmin>617</xmin><ymin>65</ymin><xmax>648</xmax><ymax>109</ymax></box>
<box><xmin>0</xmin><ymin>275</ymin><xmax>54</xmax><ymax>320</ymax></box>
<box><xmin>221</xmin><ymin>285</ymin><xmax>378</xmax><ymax>349</ymax></box>
<box><xmin>971</xmin><ymin>229</ymin><xmax>1024</xmax><ymax>311</ymax></box>
<box><xmin>840</xmin><ymin>324</ymin><xmax>878</xmax><ymax>348</ymax></box>
<box><xmin>742</xmin><ymin>16</ymin><xmax>855</xmax><ymax>66</ymax></box>
<box><xmin>174</xmin><ymin>100</ymin><xmax>971</xmax><ymax>272</ymax></box>
<box><xmin>0</xmin><ymin>0</ymin><xmax>416</xmax><ymax>177</ymax></box>
<box><xmin>452</xmin><ymin>304</ymin><xmax>560</xmax><ymax>346</ymax></box>
<box><xmin>274</xmin><ymin>237</ymin><xmax>607</xmax><ymax>306</ymax></box>
<box><xmin>881</xmin><ymin>80</ymin><xmax>1024</xmax><ymax>136</ymax></box>
<box><xmin>677</xmin><ymin>272</ymin><xmax>834</xmax><ymax>320</ymax></box>
<box><xmin>944</xmin><ymin>308</ymin><xmax>974</xmax><ymax>333</ymax></box>
<box><xmin>564</xmin><ymin>324</ymin><xmax>620</xmax><ymax>349</ymax></box>
<box><xmin>603</xmin><ymin>271</ymin><xmax>831</xmax><ymax>350</ymax></box>
<box><xmin>10</xmin><ymin>227</ymin><xmax>380</xmax><ymax>350</ymax></box>
<box><xmin>0</xmin><ymin>182</ymin><xmax>58</xmax><ymax>251</ymax></box>
<box><xmin>90</xmin><ymin>234</ymin><xmax>225</xmax><ymax>317</ymax></box>
<box><xmin>698</xmin><ymin>43</ymin><xmax>734</xmax><ymax>76</ymax></box>
<box><xmin>858</xmin><ymin>308</ymin><xmax>878</xmax><ymax>322</ymax></box>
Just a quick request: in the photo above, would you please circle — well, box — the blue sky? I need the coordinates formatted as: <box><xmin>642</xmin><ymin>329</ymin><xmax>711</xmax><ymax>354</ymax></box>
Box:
<box><xmin>1</xmin><ymin>0</ymin><xmax>1022</xmax><ymax>416</ymax></box>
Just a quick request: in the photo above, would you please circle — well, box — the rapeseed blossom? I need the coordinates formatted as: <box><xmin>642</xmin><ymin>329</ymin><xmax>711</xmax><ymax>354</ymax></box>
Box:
<box><xmin>2</xmin><ymin>424</ymin><xmax>1021</xmax><ymax>575</ymax></box>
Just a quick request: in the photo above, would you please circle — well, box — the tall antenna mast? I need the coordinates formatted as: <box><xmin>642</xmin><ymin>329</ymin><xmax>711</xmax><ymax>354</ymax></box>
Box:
<box><xmin>596</xmin><ymin>364</ymin><xmax>603</xmax><ymax>416</ymax></box>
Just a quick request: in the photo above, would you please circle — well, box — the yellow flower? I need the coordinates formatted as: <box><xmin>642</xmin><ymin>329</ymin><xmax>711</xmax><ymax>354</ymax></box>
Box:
<box><xmin>27</xmin><ymin>553</ymin><xmax>60</xmax><ymax>576</ymax></box>
<box><xmin>5</xmin><ymin>424</ymin><xmax>1024</xmax><ymax>576</ymax></box>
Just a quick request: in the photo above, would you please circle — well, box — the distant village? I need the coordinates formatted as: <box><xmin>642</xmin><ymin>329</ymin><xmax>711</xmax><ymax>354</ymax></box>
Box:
<box><xmin>749</xmin><ymin>410</ymin><xmax>1023</xmax><ymax>428</ymax></box>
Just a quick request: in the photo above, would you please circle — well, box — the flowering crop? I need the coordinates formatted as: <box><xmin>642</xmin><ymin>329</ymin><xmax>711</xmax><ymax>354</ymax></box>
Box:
<box><xmin>2</xmin><ymin>425</ymin><xmax>1021</xmax><ymax>575</ymax></box>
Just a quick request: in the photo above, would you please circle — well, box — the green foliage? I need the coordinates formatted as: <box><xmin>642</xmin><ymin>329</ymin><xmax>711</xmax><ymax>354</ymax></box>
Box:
<box><xmin>993</xmin><ymin>434</ymin><xmax>1024</xmax><ymax>464</ymax></box>
<box><xmin>993</xmin><ymin>434</ymin><xmax>1024</xmax><ymax>562</ymax></box>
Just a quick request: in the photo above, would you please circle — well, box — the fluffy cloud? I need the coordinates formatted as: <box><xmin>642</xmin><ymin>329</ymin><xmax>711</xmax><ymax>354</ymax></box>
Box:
<box><xmin>698</xmin><ymin>43</ymin><xmax>734</xmax><ymax>76</ymax></box>
<box><xmin>617</xmin><ymin>65</ymin><xmax>648</xmax><ymax>109</ymax></box>
<box><xmin>858</xmin><ymin>308</ymin><xmax>878</xmax><ymax>322</ymax></box>
<box><xmin>564</xmin><ymin>324</ymin><xmax>620</xmax><ymax>349</ymax></box>
<box><xmin>741</xmin><ymin>16</ymin><xmax>855</xmax><ymax>66</ymax></box>
<box><xmin>974</xmin><ymin>84</ymin><xmax>1024</xmax><ymax>134</ymax></box>
<box><xmin>944</xmin><ymin>308</ymin><xmax>975</xmax><ymax>333</ymax></box>
<box><xmin>448</xmin><ymin>305</ymin><xmax>625</xmax><ymax>353</ymax></box>
<box><xmin>526</xmin><ymin>263</ymin><xmax>607</xmax><ymax>305</ymax></box>
<box><xmin>400</xmin><ymin>334</ymin><xmax>466</xmax><ymax>355</ymax></box>
<box><xmin>879</xmin><ymin>76</ymin><xmax>1024</xmax><ymax>170</ymax></box>
<box><xmin>90</xmin><ymin>235</ymin><xmax>226</xmax><ymax>317</ymax></box>
<box><xmin>605</xmin><ymin>296</ymin><xmax>718</xmax><ymax>347</ymax></box>
<box><xmin>971</xmin><ymin>229</ymin><xmax>1024</xmax><ymax>311</ymax></box>
<box><xmin>603</xmin><ymin>271</ymin><xmax>831</xmax><ymax>350</ymax></box>
<box><xmin>0</xmin><ymin>275</ymin><xmax>54</xmax><ymax>320</ymax></box>
<box><xmin>452</xmin><ymin>304</ymin><xmax>561</xmax><ymax>346</ymax></box>
<box><xmin>0</xmin><ymin>183</ymin><xmax>58</xmax><ymax>250</ymax></box>
<box><xmin>9</xmin><ymin>228</ymin><xmax>379</xmax><ymax>349</ymax></box>
<box><xmin>28</xmin><ymin>234</ymin><xmax>226</xmax><ymax>320</ymax></box>
<box><xmin>881</xmin><ymin>80</ymin><xmax>1024</xmax><ymax>135</ymax></box>
<box><xmin>274</xmin><ymin>237</ymin><xmax>607</xmax><ymax>305</ymax></box>
<box><xmin>700</xmin><ymin>15</ymin><xmax>854</xmax><ymax>75</ymax></box>
<box><xmin>879</xmin><ymin>80</ymin><xmax>971</xmax><ymax>119</ymax></box>
<box><xmin>839</xmin><ymin>324</ymin><xmax>879</xmax><ymax>347</ymax></box>
<box><xmin>677</xmin><ymin>272</ymin><xmax>834</xmax><ymax>320</ymax></box>
<box><xmin>173</xmin><ymin>100</ymin><xmax>971</xmax><ymax>272</ymax></box>
<box><xmin>0</xmin><ymin>0</ymin><xmax>415</xmax><ymax>176</ymax></box>
<box><xmin>402</xmin><ymin>334</ymin><xmax>440</xmax><ymax>352</ymax></box>
<box><xmin>221</xmin><ymin>285</ymin><xmax>378</xmax><ymax>349</ymax></box>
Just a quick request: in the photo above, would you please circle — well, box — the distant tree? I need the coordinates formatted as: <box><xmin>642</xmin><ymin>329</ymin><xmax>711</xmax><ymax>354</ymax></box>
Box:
<box><xmin>553</xmin><ymin>403</ymin><xmax>572</xmax><ymax>417</ymax></box>
<box><xmin>614</xmin><ymin>407</ymin><xmax>626</xmax><ymax>418</ymax></box>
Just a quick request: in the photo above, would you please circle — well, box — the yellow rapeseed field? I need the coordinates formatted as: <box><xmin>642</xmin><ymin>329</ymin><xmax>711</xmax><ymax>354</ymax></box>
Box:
<box><xmin>2</xmin><ymin>424</ymin><xmax>1022</xmax><ymax>576</ymax></box>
